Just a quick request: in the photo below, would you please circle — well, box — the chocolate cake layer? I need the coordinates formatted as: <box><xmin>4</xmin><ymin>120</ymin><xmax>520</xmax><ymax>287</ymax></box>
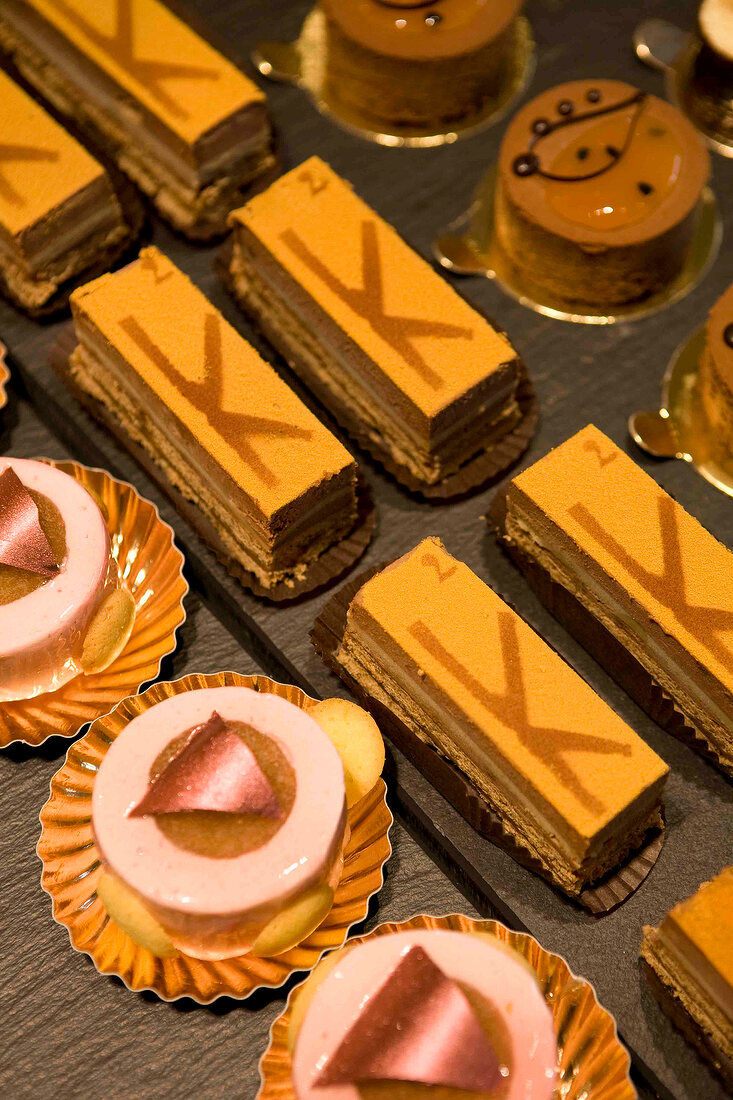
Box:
<box><xmin>69</xmin><ymin>248</ymin><xmax>359</xmax><ymax>590</ymax></box>
<box><xmin>336</xmin><ymin>536</ymin><xmax>668</xmax><ymax>895</ymax></box>
<box><xmin>229</xmin><ymin>157</ymin><xmax>521</xmax><ymax>488</ymax></box>
<box><xmin>0</xmin><ymin>67</ymin><xmax>134</xmax><ymax>312</ymax></box>
<box><xmin>0</xmin><ymin>0</ymin><xmax>273</xmax><ymax>239</ymax></box>
<box><xmin>641</xmin><ymin>867</ymin><xmax>733</xmax><ymax>1087</ymax></box>
<box><xmin>503</xmin><ymin>425</ymin><xmax>733</xmax><ymax>775</ymax></box>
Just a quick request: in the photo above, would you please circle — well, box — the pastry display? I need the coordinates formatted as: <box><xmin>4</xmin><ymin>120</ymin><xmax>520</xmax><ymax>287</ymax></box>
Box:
<box><xmin>228</xmin><ymin>156</ymin><xmax>525</xmax><ymax>491</ymax></box>
<box><xmin>331</xmin><ymin>535</ymin><xmax>668</xmax><ymax>897</ymax></box>
<box><xmin>0</xmin><ymin>69</ymin><xmax>135</xmax><ymax>314</ymax></box>
<box><xmin>66</xmin><ymin>247</ymin><xmax>361</xmax><ymax>594</ymax></box>
<box><xmin>91</xmin><ymin>684</ymin><xmax>384</xmax><ymax>960</ymax></box>
<box><xmin>499</xmin><ymin>424</ymin><xmax>733</xmax><ymax>775</ymax></box>
<box><xmin>320</xmin><ymin>0</ymin><xmax>524</xmax><ymax>133</ymax></box>
<box><xmin>286</xmin><ymin>927</ymin><xmax>557</xmax><ymax>1098</ymax></box>
<box><xmin>0</xmin><ymin>457</ymin><xmax>135</xmax><ymax>702</ymax></box>
<box><xmin>0</xmin><ymin>0</ymin><xmax>273</xmax><ymax>239</ymax></box>
<box><xmin>641</xmin><ymin>866</ymin><xmax>733</xmax><ymax>1088</ymax></box>
<box><xmin>699</xmin><ymin>281</ymin><xmax>733</xmax><ymax>452</ymax></box>
<box><xmin>495</xmin><ymin>79</ymin><xmax>710</xmax><ymax>306</ymax></box>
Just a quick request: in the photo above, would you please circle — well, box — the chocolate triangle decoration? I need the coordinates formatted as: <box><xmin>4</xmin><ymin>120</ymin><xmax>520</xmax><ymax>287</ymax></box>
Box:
<box><xmin>0</xmin><ymin>467</ymin><xmax>58</xmax><ymax>577</ymax></box>
<box><xmin>129</xmin><ymin>711</ymin><xmax>281</xmax><ymax>818</ymax></box>
<box><xmin>315</xmin><ymin>944</ymin><xmax>501</xmax><ymax>1091</ymax></box>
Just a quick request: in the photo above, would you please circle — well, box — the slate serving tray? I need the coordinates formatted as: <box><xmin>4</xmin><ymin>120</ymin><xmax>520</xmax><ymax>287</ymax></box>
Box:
<box><xmin>1</xmin><ymin>1</ymin><xmax>732</xmax><ymax>1098</ymax></box>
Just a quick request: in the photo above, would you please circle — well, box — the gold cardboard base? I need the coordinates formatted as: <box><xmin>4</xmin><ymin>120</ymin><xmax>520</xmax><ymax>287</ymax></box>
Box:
<box><xmin>434</xmin><ymin>169</ymin><xmax>721</xmax><ymax>325</ymax></box>
<box><xmin>635</xmin><ymin>18</ymin><xmax>733</xmax><ymax>159</ymax></box>
<box><xmin>629</xmin><ymin>327</ymin><xmax>733</xmax><ymax>497</ymax></box>
<box><xmin>253</xmin><ymin>9</ymin><xmax>534</xmax><ymax>148</ymax></box>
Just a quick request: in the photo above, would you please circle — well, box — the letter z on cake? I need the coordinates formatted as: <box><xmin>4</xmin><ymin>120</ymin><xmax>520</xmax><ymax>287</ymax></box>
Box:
<box><xmin>502</xmin><ymin>425</ymin><xmax>733</xmax><ymax>775</ymax></box>
<box><xmin>68</xmin><ymin>248</ymin><xmax>360</xmax><ymax>593</ymax></box>
<box><xmin>336</xmin><ymin>537</ymin><xmax>668</xmax><ymax>896</ymax></box>
<box><xmin>228</xmin><ymin>157</ymin><xmax>525</xmax><ymax>491</ymax></box>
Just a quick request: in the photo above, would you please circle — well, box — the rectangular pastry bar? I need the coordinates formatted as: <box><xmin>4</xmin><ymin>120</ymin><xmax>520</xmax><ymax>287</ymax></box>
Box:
<box><xmin>335</xmin><ymin>536</ymin><xmax>668</xmax><ymax>895</ymax></box>
<box><xmin>228</xmin><ymin>156</ymin><xmax>522</xmax><ymax>489</ymax></box>
<box><xmin>501</xmin><ymin>424</ymin><xmax>733</xmax><ymax>775</ymax></box>
<box><xmin>0</xmin><ymin>0</ymin><xmax>273</xmax><ymax>239</ymax></box>
<box><xmin>641</xmin><ymin>867</ymin><xmax>733</xmax><ymax>1087</ymax></box>
<box><xmin>68</xmin><ymin>247</ymin><xmax>360</xmax><ymax>590</ymax></box>
<box><xmin>0</xmin><ymin>67</ymin><xmax>134</xmax><ymax>312</ymax></box>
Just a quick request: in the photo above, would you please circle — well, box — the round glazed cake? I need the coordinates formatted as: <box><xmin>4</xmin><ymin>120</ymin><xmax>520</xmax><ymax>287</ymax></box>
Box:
<box><xmin>0</xmin><ymin>457</ymin><xmax>112</xmax><ymax>701</ymax></box>
<box><xmin>92</xmin><ymin>686</ymin><xmax>352</xmax><ymax>961</ymax></box>
<box><xmin>699</xmin><ymin>282</ymin><xmax>733</xmax><ymax>453</ymax></box>
<box><xmin>321</xmin><ymin>0</ymin><xmax>523</xmax><ymax>131</ymax></box>
<box><xmin>288</xmin><ymin>928</ymin><xmax>557</xmax><ymax>1099</ymax></box>
<box><xmin>495</xmin><ymin>79</ymin><xmax>710</xmax><ymax>306</ymax></box>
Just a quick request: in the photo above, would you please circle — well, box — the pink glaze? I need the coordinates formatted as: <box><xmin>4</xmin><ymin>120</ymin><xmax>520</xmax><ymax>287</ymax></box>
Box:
<box><xmin>92</xmin><ymin>687</ymin><xmax>348</xmax><ymax>958</ymax></box>
<box><xmin>292</xmin><ymin>930</ymin><xmax>558</xmax><ymax>1100</ymax></box>
<box><xmin>0</xmin><ymin>458</ymin><xmax>110</xmax><ymax>701</ymax></box>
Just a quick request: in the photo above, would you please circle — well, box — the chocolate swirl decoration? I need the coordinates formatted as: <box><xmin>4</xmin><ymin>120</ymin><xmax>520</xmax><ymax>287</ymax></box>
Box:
<box><xmin>512</xmin><ymin>89</ymin><xmax>649</xmax><ymax>182</ymax></box>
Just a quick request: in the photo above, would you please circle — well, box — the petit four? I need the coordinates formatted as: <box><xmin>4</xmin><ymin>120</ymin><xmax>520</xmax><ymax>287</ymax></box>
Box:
<box><xmin>229</xmin><ymin>157</ymin><xmax>524</xmax><ymax>491</ymax></box>
<box><xmin>0</xmin><ymin>69</ymin><xmax>134</xmax><ymax>313</ymax></box>
<box><xmin>495</xmin><ymin>80</ymin><xmax>710</xmax><ymax>305</ymax></box>
<box><xmin>682</xmin><ymin>0</ymin><xmax>733</xmax><ymax>148</ymax></box>
<box><xmin>334</xmin><ymin>536</ymin><xmax>668</xmax><ymax>896</ymax></box>
<box><xmin>0</xmin><ymin>457</ymin><xmax>134</xmax><ymax>701</ymax></box>
<box><xmin>321</xmin><ymin>0</ymin><xmax>524</xmax><ymax>132</ymax></box>
<box><xmin>91</xmin><ymin>685</ymin><xmax>384</xmax><ymax>960</ymax></box>
<box><xmin>641</xmin><ymin>866</ymin><xmax>733</xmax><ymax>1087</ymax></box>
<box><xmin>67</xmin><ymin>247</ymin><xmax>361</xmax><ymax>593</ymax></box>
<box><xmin>501</xmin><ymin>425</ymin><xmax>733</xmax><ymax>775</ymax></box>
<box><xmin>287</xmin><ymin>928</ymin><xmax>557</xmax><ymax>1099</ymax></box>
<box><xmin>699</xmin><ymin>282</ymin><xmax>733</xmax><ymax>453</ymax></box>
<box><xmin>0</xmin><ymin>0</ymin><xmax>273</xmax><ymax>239</ymax></box>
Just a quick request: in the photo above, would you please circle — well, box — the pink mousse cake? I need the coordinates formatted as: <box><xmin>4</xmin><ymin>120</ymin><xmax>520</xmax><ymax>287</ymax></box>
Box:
<box><xmin>0</xmin><ymin>457</ymin><xmax>110</xmax><ymax>701</ymax></box>
<box><xmin>92</xmin><ymin>686</ymin><xmax>348</xmax><ymax>960</ymax></box>
<box><xmin>290</xmin><ymin>929</ymin><xmax>557</xmax><ymax>1100</ymax></box>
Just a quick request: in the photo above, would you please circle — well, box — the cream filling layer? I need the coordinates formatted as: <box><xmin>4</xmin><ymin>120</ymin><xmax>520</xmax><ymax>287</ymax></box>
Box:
<box><xmin>505</xmin><ymin>505</ymin><xmax>733</xmax><ymax>741</ymax></box>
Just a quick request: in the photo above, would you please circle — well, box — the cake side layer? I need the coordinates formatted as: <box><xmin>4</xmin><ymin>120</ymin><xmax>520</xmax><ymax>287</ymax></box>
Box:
<box><xmin>339</xmin><ymin>537</ymin><xmax>667</xmax><ymax>890</ymax></box>
<box><xmin>231</xmin><ymin>157</ymin><xmax>519</xmax><ymax>422</ymax></box>
<box><xmin>505</xmin><ymin>425</ymin><xmax>733</xmax><ymax>771</ymax></box>
<box><xmin>229</xmin><ymin>235</ymin><xmax>520</xmax><ymax>484</ymax></box>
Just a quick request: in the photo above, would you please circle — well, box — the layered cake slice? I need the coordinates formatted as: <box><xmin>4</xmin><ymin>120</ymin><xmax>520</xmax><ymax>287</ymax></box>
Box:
<box><xmin>335</xmin><ymin>537</ymin><xmax>668</xmax><ymax>895</ymax></box>
<box><xmin>288</xmin><ymin>929</ymin><xmax>557</xmax><ymax>1099</ymax></box>
<box><xmin>699</xmin><ymin>281</ymin><xmax>733</xmax><ymax>454</ymax></box>
<box><xmin>0</xmin><ymin>0</ymin><xmax>273</xmax><ymax>239</ymax></box>
<box><xmin>500</xmin><ymin>425</ymin><xmax>733</xmax><ymax>775</ymax></box>
<box><xmin>641</xmin><ymin>867</ymin><xmax>733</xmax><ymax>1087</ymax></box>
<box><xmin>0</xmin><ymin>69</ymin><xmax>135</xmax><ymax>313</ymax></box>
<box><xmin>68</xmin><ymin>247</ymin><xmax>360</xmax><ymax>592</ymax></box>
<box><xmin>228</xmin><ymin>157</ymin><xmax>524</xmax><ymax>491</ymax></box>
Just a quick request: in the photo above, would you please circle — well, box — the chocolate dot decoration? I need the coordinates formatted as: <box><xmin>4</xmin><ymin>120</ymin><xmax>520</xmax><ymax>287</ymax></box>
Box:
<box><xmin>532</xmin><ymin>118</ymin><xmax>550</xmax><ymax>135</ymax></box>
<box><xmin>424</xmin><ymin>11</ymin><xmax>442</xmax><ymax>24</ymax></box>
<box><xmin>606</xmin><ymin>144</ymin><xmax>620</xmax><ymax>158</ymax></box>
<box><xmin>648</xmin><ymin>125</ymin><xmax>666</xmax><ymax>137</ymax></box>
<box><xmin>576</xmin><ymin>147</ymin><xmax>590</xmax><ymax>161</ymax></box>
<box><xmin>513</xmin><ymin>152</ymin><xmax>539</xmax><ymax>177</ymax></box>
<box><xmin>586</xmin><ymin>88</ymin><xmax>601</xmax><ymax>103</ymax></box>
<box><xmin>724</xmin><ymin>323</ymin><xmax>733</xmax><ymax>348</ymax></box>
<box><xmin>558</xmin><ymin>100</ymin><xmax>574</xmax><ymax>116</ymax></box>
<box><xmin>637</xmin><ymin>181</ymin><xmax>654</xmax><ymax>195</ymax></box>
